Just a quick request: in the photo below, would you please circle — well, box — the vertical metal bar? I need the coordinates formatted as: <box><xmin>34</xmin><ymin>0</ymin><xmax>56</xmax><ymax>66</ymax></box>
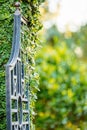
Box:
<box><xmin>6</xmin><ymin>66</ymin><xmax>12</xmax><ymax>130</ymax></box>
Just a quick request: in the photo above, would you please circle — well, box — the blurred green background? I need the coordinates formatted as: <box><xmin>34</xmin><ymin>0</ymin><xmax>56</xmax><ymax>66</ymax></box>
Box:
<box><xmin>35</xmin><ymin>1</ymin><xmax>87</xmax><ymax>130</ymax></box>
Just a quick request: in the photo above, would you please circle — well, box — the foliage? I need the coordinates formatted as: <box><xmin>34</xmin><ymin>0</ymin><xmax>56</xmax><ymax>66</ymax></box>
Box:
<box><xmin>72</xmin><ymin>24</ymin><xmax>87</xmax><ymax>59</ymax></box>
<box><xmin>36</xmin><ymin>25</ymin><xmax>87</xmax><ymax>130</ymax></box>
<box><xmin>0</xmin><ymin>0</ymin><xmax>43</xmax><ymax>129</ymax></box>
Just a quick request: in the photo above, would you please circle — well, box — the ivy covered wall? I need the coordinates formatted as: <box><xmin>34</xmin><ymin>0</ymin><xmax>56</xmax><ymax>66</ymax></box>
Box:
<box><xmin>0</xmin><ymin>0</ymin><xmax>44</xmax><ymax>129</ymax></box>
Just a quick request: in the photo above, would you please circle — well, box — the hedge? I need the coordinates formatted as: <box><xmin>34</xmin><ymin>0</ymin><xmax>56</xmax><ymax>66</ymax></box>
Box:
<box><xmin>36</xmin><ymin>26</ymin><xmax>87</xmax><ymax>130</ymax></box>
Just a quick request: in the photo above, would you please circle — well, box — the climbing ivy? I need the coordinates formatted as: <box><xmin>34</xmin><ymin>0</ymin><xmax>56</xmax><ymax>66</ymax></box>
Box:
<box><xmin>0</xmin><ymin>0</ymin><xmax>44</xmax><ymax>129</ymax></box>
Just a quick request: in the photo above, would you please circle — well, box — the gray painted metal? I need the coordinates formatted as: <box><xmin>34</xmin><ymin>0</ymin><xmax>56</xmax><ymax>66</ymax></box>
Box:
<box><xmin>6</xmin><ymin>4</ymin><xmax>30</xmax><ymax>130</ymax></box>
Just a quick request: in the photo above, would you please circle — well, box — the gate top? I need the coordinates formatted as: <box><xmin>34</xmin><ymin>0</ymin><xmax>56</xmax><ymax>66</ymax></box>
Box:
<box><xmin>6</xmin><ymin>2</ymin><xmax>30</xmax><ymax>130</ymax></box>
<box><xmin>7</xmin><ymin>2</ymin><xmax>21</xmax><ymax>67</ymax></box>
<box><xmin>14</xmin><ymin>2</ymin><xmax>20</xmax><ymax>8</ymax></box>
<box><xmin>14</xmin><ymin>2</ymin><xmax>21</xmax><ymax>15</ymax></box>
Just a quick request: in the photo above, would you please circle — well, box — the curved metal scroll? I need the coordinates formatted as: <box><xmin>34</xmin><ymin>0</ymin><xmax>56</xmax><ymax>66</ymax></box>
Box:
<box><xmin>6</xmin><ymin>6</ymin><xmax>30</xmax><ymax>130</ymax></box>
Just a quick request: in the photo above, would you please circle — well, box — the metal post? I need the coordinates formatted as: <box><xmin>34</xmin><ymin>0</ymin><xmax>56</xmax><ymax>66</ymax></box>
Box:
<box><xmin>6</xmin><ymin>2</ymin><xmax>30</xmax><ymax>130</ymax></box>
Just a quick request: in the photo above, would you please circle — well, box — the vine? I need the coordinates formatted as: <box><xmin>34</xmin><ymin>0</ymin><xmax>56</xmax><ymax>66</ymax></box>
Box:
<box><xmin>0</xmin><ymin>0</ymin><xmax>44</xmax><ymax>129</ymax></box>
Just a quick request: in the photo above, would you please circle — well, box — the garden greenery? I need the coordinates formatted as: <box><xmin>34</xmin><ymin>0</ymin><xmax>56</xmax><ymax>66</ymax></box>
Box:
<box><xmin>0</xmin><ymin>0</ymin><xmax>44</xmax><ymax>129</ymax></box>
<box><xmin>36</xmin><ymin>26</ymin><xmax>87</xmax><ymax>130</ymax></box>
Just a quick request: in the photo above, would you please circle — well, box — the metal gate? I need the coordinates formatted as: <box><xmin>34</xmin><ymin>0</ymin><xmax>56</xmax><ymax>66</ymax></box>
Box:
<box><xmin>6</xmin><ymin>2</ymin><xmax>30</xmax><ymax>130</ymax></box>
